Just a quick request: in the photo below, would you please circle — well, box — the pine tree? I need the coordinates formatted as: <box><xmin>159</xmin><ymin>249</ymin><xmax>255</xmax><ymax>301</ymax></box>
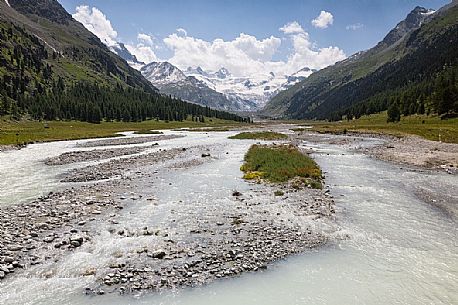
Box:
<box><xmin>387</xmin><ymin>102</ymin><xmax>401</xmax><ymax>122</ymax></box>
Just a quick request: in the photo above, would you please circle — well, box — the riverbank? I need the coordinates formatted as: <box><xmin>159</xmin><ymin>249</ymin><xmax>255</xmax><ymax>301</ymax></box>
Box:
<box><xmin>362</xmin><ymin>135</ymin><xmax>458</xmax><ymax>174</ymax></box>
<box><xmin>307</xmin><ymin>112</ymin><xmax>458</xmax><ymax>144</ymax></box>
<box><xmin>0</xmin><ymin>130</ymin><xmax>335</xmax><ymax>296</ymax></box>
<box><xmin>0</xmin><ymin>117</ymin><xmax>248</xmax><ymax>146</ymax></box>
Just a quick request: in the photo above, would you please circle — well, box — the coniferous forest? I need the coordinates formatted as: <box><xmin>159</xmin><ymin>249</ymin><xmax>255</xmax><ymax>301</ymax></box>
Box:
<box><xmin>0</xmin><ymin>20</ymin><xmax>249</xmax><ymax>124</ymax></box>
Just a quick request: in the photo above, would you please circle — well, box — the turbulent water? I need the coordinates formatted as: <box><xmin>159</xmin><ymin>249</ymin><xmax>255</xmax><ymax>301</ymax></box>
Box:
<box><xmin>0</xmin><ymin>130</ymin><xmax>456</xmax><ymax>305</ymax></box>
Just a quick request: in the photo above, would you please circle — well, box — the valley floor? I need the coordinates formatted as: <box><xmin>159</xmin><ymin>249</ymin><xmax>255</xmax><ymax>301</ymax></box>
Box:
<box><xmin>0</xmin><ymin>124</ymin><xmax>456</xmax><ymax>304</ymax></box>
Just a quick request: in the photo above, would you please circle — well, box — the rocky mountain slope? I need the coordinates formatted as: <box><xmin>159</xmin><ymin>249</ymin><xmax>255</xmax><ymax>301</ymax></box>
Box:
<box><xmin>263</xmin><ymin>4</ymin><xmax>458</xmax><ymax>119</ymax></box>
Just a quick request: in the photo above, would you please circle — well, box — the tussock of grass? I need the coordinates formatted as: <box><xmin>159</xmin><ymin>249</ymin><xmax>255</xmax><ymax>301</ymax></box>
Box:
<box><xmin>291</xmin><ymin>128</ymin><xmax>307</xmax><ymax>132</ymax></box>
<box><xmin>274</xmin><ymin>190</ymin><xmax>284</xmax><ymax>196</ymax></box>
<box><xmin>240</xmin><ymin>144</ymin><xmax>322</xmax><ymax>184</ymax></box>
<box><xmin>229</xmin><ymin>131</ymin><xmax>287</xmax><ymax>140</ymax></box>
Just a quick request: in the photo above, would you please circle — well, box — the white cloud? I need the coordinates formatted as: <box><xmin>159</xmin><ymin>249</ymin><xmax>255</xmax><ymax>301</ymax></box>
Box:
<box><xmin>279</xmin><ymin>21</ymin><xmax>306</xmax><ymax>35</ymax></box>
<box><xmin>164</xmin><ymin>22</ymin><xmax>345</xmax><ymax>77</ymax></box>
<box><xmin>311</xmin><ymin>11</ymin><xmax>334</xmax><ymax>29</ymax></box>
<box><xmin>163</xmin><ymin>33</ymin><xmax>283</xmax><ymax>76</ymax></box>
<box><xmin>176</xmin><ymin>28</ymin><xmax>187</xmax><ymax>36</ymax></box>
<box><xmin>279</xmin><ymin>21</ymin><xmax>345</xmax><ymax>74</ymax></box>
<box><xmin>73</xmin><ymin>5</ymin><xmax>118</xmax><ymax>47</ymax></box>
<box><xmin>125</xmin><ymin>43</ymin><xmax>157</xmax><ymax>64</ymax></box>
<box><xmin>346</xmin><ymin>23</ymin><xmax>364</xmax><ymax>30</ymax></box>
<box><xmin>137</xmin><ymin>33</ymin><xmax>153</xmax><ymax>45</ymax></box>
<box><xmin>72</xmin><ymin>5</ymin><xmax>345</xmax><ymax>78</ymax></box>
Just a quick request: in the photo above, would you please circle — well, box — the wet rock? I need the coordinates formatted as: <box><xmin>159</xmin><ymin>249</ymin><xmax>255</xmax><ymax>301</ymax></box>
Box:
<box><xmin>7</xmin><ymin>245</ymin><xmax>23</xmax><ymax>251</ymax></box>
<box><xmin>69</xmin><ymin>235</ymin><xmax>84</xmax><ymax>247</ymax></box>
<box><xmin>149</xmin><ymin>250</ymin><xmax>166</xmax><ymax>259</ymax></box>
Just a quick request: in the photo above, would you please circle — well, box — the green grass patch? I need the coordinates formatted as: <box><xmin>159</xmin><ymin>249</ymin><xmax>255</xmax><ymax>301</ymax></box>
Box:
<box><xmin>274</xmin><ymin>190</ymin><xmax>284</xmax><ymax>196</ymax></box>
<box><xmin>305</xmin><ymin>112</ymin><xmax>458</xmax><ymax>144</ymax></box>
<box><xmin>229</xmin><ymin>131</ymin><xmax>287</xmax><ymax>140</ymax></box>
<box><xmin>0</xmin><ymin>116</ymin><xmax>247</xmax><ymax>145</ymax></box>
<box><xmin>240</xmin><ymin>144</ymin><xmax>322</xmax><ymax>184</ymax></box>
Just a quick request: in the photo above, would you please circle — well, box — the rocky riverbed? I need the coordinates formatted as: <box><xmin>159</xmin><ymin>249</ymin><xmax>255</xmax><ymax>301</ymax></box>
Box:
<box><xmin>44</xmin><ymin>146</ymin><xmax>150</xmax><ymax>166</ymax></box>
<box><xmin>362</xmin><ymin>135</ymin><xmax>458</xmax><ymax>174</ymax></box>
<box><xmin>76</xmin><ymin>134</ymin><xmax>183</xmax><ymax>148</ymax></box>
<box><xmin>0</xmin><ymin>130</ymin><xmax>335</xmax><ymax>296</ymax></box>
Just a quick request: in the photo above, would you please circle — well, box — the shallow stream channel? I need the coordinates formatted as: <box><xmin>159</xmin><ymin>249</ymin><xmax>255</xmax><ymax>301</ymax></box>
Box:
<box><xmin>0</xmin><ymin>128</ymin><xmax>456</xmax><ymax>305</ymax></box>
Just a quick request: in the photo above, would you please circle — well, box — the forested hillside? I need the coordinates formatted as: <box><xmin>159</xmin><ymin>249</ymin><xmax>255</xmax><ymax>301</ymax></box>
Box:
<box><xmin>264</xmin><ymin>3</ymin><xmax>458</xmax><ymax>121</ymax></box>
<box><xmin>0</xmin><ymin>0</ymin><xmax>248</xmax><ymax>123</ymax></box>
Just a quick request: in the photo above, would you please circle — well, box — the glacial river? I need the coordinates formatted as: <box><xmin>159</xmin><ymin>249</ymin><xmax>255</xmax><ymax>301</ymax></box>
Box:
<box><xmin>0</xmin><ymin>130</ymin><xmax>456</xmax><ymax>305</ymax></box>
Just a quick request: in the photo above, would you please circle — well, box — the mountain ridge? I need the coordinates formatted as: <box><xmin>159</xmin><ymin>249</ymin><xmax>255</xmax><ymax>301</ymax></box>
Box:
<box><xmin>263</xmin><ymin>3</ymin><xmax>458</xmax><ymax>119</ymax></box>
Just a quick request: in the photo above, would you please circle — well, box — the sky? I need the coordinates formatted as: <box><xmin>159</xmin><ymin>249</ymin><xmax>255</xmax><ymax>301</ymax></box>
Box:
<box><xmin>58</xmin><ymin>0</ymin><xmax>450</xmax><ymax>77</ymax></box>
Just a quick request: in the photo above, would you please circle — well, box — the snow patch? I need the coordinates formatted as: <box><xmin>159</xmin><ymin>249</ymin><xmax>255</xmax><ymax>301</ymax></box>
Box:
<box><xmin>33</xmin><ymin>34</ymin><xmax>58</xmax><ymax>54</ymax></box>
<box><xmin>421</xmin><ymin>9</ymin><xmax>435</xmax><ymax>16</ymax></box>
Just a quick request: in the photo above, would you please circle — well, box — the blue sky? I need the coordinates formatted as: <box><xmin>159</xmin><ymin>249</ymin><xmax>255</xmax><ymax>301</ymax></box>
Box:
<box><xmin>58</xmin><ymin>0</ymin><xmax>450</xmax><ymax>76</ymax></box>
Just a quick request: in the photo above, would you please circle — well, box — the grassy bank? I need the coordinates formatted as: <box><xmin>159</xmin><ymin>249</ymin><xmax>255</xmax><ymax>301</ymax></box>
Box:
<box><xmin>240</xmin><ymin>144</ymin><xmax>322</xmax><ymax>187</ymax></box>
<box><xmin>303</xmin><ymin>112</ymin><xmax>458</xmax><ymax>144</ymax></box>
<box><xmin>229</xmin><ymin>131</ymin><xmax>287</xmax><ymax>140</ymax></box>
<box><xmin>0</xmin><ymin>117</ymin><xmax>247</xmax><ymax>145</ymax></box>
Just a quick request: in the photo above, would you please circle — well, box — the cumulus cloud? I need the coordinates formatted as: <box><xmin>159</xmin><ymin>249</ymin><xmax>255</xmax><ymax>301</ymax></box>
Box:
<box><xmin>137</xmin><ymin>33</ymin><xmax>154</xmax><ymax>45</ymax></box>
<box><xmin>163</xmin><ymin>21</ymin><xmax>345</xmax><ymax>77</ymax></box>
<box><xmin>279</xmin><ymin>21</ymin><xmax>306</xmax><ymax>35</ymax></box>
<box><xmin>176</xmin><ymin>28</ymin><xmax>187</xmax><ymax>36</ymax></box>
<box><xmin>72</xmin><ymin>5</ymin><xmax>345</xmax><ymax>77</ymax></box>
<box><xmin>311</xmin><ymin>11</ymin><xmax>334</xmax><ymax>29</ymax></box>
<box><xmin>346</xmin><ymin>23</ymin><xmax>364</xmax><ymax>30</ymax></box>
<box><xmin>125</xmin><ymin>44</ymin><xmax>157</xmax><ymax>64</ymax></box>
<box><xmin>73</xmin><ymin>5</ymin><xmax>118</xmax><ymax>46</ymax></box>
<box><xmin>279</xmin><ymin>21</ymin><xmax>345</xmax><ymax>74</ymax></box>
<box><xmin>164</xmin><ymin>33</ymin><xmax>281</xmax><ymax>76</ymax></box>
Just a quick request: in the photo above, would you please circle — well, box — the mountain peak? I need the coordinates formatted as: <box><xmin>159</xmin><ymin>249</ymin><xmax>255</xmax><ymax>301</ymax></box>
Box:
<box><xmin>141</xmin><ymin>61</ymin><xmax>187</xmax><ymax>84</ymax></box>
<box><xmin>379</xmin><ymin>6</ymin><xmax>434</xmax><ymax>47</ymax></box>
<box><xmin>216</xmin><ymin>67</ymin><xmax>231</xmax><ymax>79</ymax></box>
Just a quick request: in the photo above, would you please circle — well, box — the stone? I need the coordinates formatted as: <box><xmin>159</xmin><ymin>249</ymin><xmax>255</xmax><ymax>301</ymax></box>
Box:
<box><xmin>71</xmin><ymin>240</ymin><xmax>81</xmax><ymax>247</ymax></box>
<box><xmin>150</xmin><ymin>250</ymin><xmax>166</xmax><ymax>259</ymax></box>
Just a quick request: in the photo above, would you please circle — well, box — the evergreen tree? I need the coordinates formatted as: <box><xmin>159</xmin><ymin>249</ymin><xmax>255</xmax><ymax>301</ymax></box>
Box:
<box><xmin>387</xmin><ymin>102</ymin><xmax>401</xmax><ymax>123</ymax></box>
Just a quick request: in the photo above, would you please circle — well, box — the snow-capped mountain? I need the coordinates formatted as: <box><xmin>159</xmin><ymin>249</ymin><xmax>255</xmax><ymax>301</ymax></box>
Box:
<box><xmin>110</xmin><ymin>43</ymin><xmax>316</xmax><ymax>111</ymax></box>
<box><xmin>278</xmin><ymin>67</ymin><xmax>316</xmax><ymax>92</ymax></box>
<box><xmin>183</xmin><ymin>66</ymin><xmax>315</xmax><ymax>108</ymax></box>
<box><xmin>141</xmin><ymin>62</ymin><xmax>187</xmax><ymax>84</ymax></box>
<box><xmin>141</xmin><ymin>62</ymin><xmax>257</xmax><ymax>111</ymax></box>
